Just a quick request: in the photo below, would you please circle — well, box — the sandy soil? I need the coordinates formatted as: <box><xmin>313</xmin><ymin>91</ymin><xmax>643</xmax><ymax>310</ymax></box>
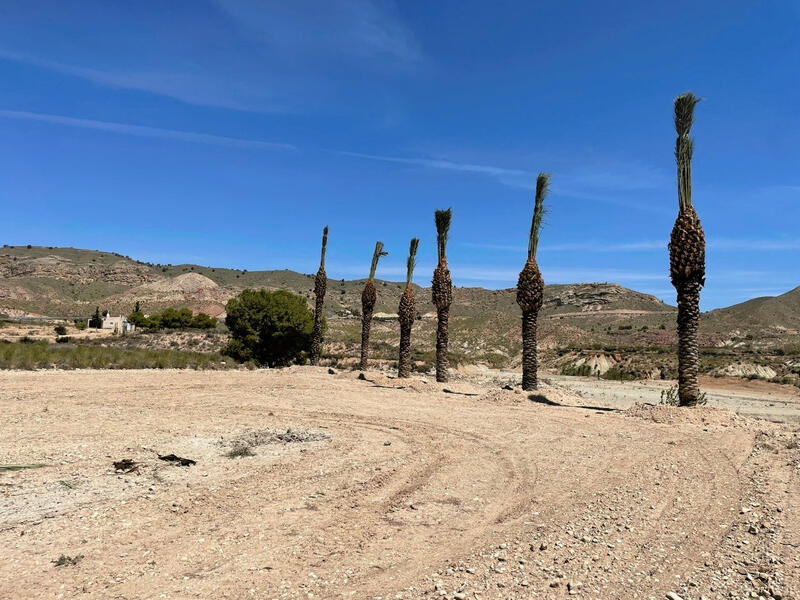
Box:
<box><xmin>552</xmin><ymin>375</ymin><xmax>800</xmax><ymax>424</ymax></box>
<box><xmin>1</xmin><ymin>368</ymin><xmax>798</xmax><ymax>600</ymax></box>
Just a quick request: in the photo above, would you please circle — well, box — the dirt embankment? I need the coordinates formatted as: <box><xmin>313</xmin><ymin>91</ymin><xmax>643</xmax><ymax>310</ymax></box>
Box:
<box><xmin>0</xmin><ymin>368</ymin><xmax>798</xmax><ymax>600</ymax></box>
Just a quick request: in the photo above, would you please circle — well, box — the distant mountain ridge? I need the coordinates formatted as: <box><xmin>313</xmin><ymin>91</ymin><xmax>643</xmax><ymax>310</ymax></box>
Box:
<box><xmin>0</xmin><ymin>245</ymin><xmax>672</xmax><ymax>319</ymax></box>
<box><xmin>1</xmin><ymin>246</ymin><xmax>797</xmax><ymax>339</ymax></box>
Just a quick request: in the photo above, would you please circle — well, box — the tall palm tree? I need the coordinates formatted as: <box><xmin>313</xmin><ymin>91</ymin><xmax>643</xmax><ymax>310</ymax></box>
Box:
<box><xmin>516</xmin><ymin>173</ymin><xmax>549</xmax><ymax>391</ymax></box>
<box><xmin>310</xmin><ymin>226</ymin><xmax>328</xmax><ymax>365</ymax></box>
<box><xmin>359</xmin><ymin>241</ymin><xmax>388</xmax><ymax>371</ymax></box>
<box><xmin>432</xmin><ymin>209</ymin><xmax>453</xmax><ymax>382</ymax></box>
<box><xmin>669</xmin><ymin>92</ymin><xmax>705</xmax><ymax>406</ymax></box>
<box><xmin>397</xmin><ymin>238</ymin><xmax>420</xmax><ymax>378</ymax></box>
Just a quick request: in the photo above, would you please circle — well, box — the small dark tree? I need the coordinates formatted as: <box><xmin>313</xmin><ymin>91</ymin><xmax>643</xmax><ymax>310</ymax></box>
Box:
<box><xmin>54</xmin><ymin>324</ymin><xmax>67</xmax><ymax>336</ymax></box>
<box><xmin>133</xmin><ymin>301</ymin><xmax>141</xmax><ymax>314</ymax></box>
<box><xmin>89</xmin><ymin>307</ymin><xmax>103</xmax><ymax>329</ymax></box>
<box><xmin>223</xmin><ymin>289</ymin><xmax>314</xmax><ymax>367</ymax></box>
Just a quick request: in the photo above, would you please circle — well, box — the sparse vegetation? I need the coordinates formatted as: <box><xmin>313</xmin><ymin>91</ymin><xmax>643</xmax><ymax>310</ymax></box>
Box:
<box><xmin>52</xmin><ymin>554</ymin><xmax>83</xmax><ymax>567</ymax></box>
<box><xmin>0</xmin><ymin>340</ymin><xmax>230</xmax><ymax>370</ymax></box>
<box><xmin>225</xmin><ymin>446</ymin><xmax>255</xmax><ymax>459</ymax></box>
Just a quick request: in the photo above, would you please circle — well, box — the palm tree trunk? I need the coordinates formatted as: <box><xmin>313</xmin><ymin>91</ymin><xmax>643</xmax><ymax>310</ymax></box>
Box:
<box><xmin>397</xmin><ymin>287</ymin><xmax>415</xmax><ymax>378</ymax></box>
<box><xmin>435</xmin><ymin>306</ymin><xmax>449</xmax><ymax>382</ymax></box>
<box><xmin>676</xmin><ymin>282</ymin><xmax>701</xmax><ymax>406</ymax></box>
<box><xmin>521</xmin><ymin>309</ymin><xmax>539</xmax><ymax>390</ymax></box>
<box><xmin>360</xmin><ymin>305</ymin><xmax>374</xmax><ymax>371</ymax></box>
<box><xmin>398</xmin><ymin>322</ymin><xmax>412</xmax><ymax>378</ymax></box>
<box><xmin>310</xmin><ymin>270</ymin><xmax>325</xmax><ymax>365</ymax></box>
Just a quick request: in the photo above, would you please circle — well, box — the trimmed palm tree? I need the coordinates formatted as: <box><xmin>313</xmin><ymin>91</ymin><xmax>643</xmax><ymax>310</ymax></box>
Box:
<box><xmin>516</xmin><ymin>173</ymin><xmax>549</xmax><ymax>391</ymax></box>
<box><xmin>432</xmin><ymin>209</ymin><xmax>453</xmax><ymax>382</ymax></box>
<box><xmin>359</xmin><ymin>241</ymin><xmax>388</xmax><ymax>371</ymax></box>
<box><xmin>669</xmin><ymin>92</ymin><xmax>705</xmax><ymax>406</ymax></box>
<box><xmin>310</xmin><ymin>226</ymin><xmax>328</xmax><ymax>365</ymax></box>
<box><xmin>397</xmin><ymin>238</ymin><xmax>420</xmax><ymax>378</ymax></box>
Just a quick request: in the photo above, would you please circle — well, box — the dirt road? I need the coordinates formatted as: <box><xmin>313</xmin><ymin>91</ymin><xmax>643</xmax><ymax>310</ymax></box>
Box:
<box><xmin>1</xmin><ymin>368</ymin><xmax>798</xmax><ymax>599</ymax></box>
<box><xmin>552</xmin><ymin>374</ymin><xmax>800</xmax><ymax>423</ymax></box>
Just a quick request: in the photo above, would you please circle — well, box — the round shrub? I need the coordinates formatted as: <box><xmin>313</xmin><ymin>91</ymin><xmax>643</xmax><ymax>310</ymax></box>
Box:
<box><xmin>222</xmin><ymin>289</ymin><xmax>316</xmax><ymax>367</ymax></box>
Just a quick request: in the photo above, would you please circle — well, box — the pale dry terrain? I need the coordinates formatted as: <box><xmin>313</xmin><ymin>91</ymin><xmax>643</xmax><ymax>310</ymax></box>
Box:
<box><xmin>1</xmin><ymin>368</ymin><xmax>798</xmax><ymax>600</ymax></box>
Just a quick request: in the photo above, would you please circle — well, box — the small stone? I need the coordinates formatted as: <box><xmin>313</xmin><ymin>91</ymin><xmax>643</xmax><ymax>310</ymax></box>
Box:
<box><xmin>539</xmin><ymin>542</ymin><xmax>548</xmax><ymax>551</ymax></box>
<box><xmin>549</xmin><ymin>581</ymin><xmax>560</xmax><ymax>588</ymax></box>
<box><xmin>453</xmin><ymin>593</ymin><xmax>466</xmax><ymax>600</ymax></box>
<box><xmin>567</xmin><ymin>581</ymin><xmax>582</xmax><ymax>591</ymax></box>
<box><xmin>666</xmin><ymin>593</ymin><xmax>684</xmax><ymax>600</ymax></box>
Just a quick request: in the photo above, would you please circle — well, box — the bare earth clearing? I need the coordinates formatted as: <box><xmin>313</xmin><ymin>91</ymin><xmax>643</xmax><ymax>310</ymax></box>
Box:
<box><xmin>1</xmin><ymin>368</ymin><xmax>798</xmax><ymax>600</ymax></box>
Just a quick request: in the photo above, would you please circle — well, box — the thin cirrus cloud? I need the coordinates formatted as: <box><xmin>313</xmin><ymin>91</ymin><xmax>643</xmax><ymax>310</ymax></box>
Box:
<box><xmin>464</xmin><ymin>238</ymin><xmax>800</xmax><ymax>253</ymax></box>
<box><xmin>0</xmin><ymin>109</ymin><xmax>295</xmax><ymax>151</ymax></box>
<box><xmin>0</xmin><ymin>1</ymin><xmax>422</xmax><ymax>112</ymax></box>
<box><xmin>335</xmin><ymin>150</ymin><xmax>671</xmax><ymax>213</ymax></box>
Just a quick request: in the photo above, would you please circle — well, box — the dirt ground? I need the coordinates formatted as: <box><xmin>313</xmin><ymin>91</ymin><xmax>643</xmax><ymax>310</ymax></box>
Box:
<box><xmin>1</xmin><ymin>368</ymin><xmax>798</xmax><ymax>600</ymax></box>
<box><xmin>551</xmin><ymin>375</ymin><xmax>800</xmax><ymax>424</ymax></box>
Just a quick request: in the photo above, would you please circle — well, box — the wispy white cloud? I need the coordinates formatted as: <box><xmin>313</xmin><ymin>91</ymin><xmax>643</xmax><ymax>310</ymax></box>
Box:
<box><xmin>708</xmin><ymin>238</ymin><xmax>800</xmax><ymax>251</ymax></box>
<box><xmin>336</xmin><ymin>149</ymin><xmax>671</xmax><ymax>213</ymax></box>
<box><xmin>463</xmin><ymin>240</ymin><xmax>667</xmax><ymax>253</ymax></box>
<box><xmin>0</xmin><ymin>1</ymin><xmax>421</xmax><ymax>112</ymax></box>
<box><xmin>215</xmin><ymin>0</ymin><xmax>422</xmax><ymax>63</ymax></box>
<box><xmin>0</xmin><ymin>49</ymin><xmax>274</xmax><ymax>112</ymax></box>
<box><xmin>0</xmin><ymin>109</ymin><xmax>295</xmax><ymax>150</ymax></box>
<box><xmin>465</xmin><ymin>238</ymin><xmax>800</xmax><ymax>253</ymax></box>
<box><xmin>335</xmin><ymin>150</ymin><xmax>531</xmax><ymax>179</ymax></box>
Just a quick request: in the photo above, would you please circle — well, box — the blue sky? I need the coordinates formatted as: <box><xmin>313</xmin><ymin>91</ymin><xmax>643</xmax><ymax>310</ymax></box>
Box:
<box><xmin>0</xmin><ymin>1</ymin><xmax>798</xmax><ymax>310</ymax></box>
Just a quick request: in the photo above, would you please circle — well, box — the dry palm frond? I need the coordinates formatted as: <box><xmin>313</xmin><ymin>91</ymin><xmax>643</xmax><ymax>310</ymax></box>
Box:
<box><xmin>369</xmin><ymin>241</ymin><xmax>388</xmax><ymax>281</ymax></box>
<box><xmin>406</xmin><ymin>238</ymin><xmax>420</xmax><ymax>285</ymax></box>
<box><xmin>434</xmin><ymin>208</ymin><xmax>452</xmax><ymax>265</ymax></box>
<box><xmin>674</xmin><ymin>92</ymin><xmax>701</xmax><ymax>212</ymax></box>
<box><xmin>319</xmin><ymin>226</ymin><xmax>329</xmax><ymax>270</ymax></box>
<box><xmin>527</xmin><ymin>173</ymin><xmax>550</xmax><ymax>261</ymax></box>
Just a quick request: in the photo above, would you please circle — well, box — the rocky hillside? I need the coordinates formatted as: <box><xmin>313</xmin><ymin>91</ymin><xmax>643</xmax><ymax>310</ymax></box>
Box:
<box><xmin>0</xmin><ymin>245</ymin><xmax>672</xmax><ymax>321</ymax></box>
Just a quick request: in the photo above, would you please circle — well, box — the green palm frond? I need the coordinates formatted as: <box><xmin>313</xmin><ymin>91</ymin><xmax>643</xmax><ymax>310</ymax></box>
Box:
<box><xmin>434</xmin><ymin>208</ymin><xmax>452</xmax><ymax>264</ymax></box>
<box><xmin>406</xmin><ymin>238</ymin><xmax>420</xmax><ymax>285</ymax></box>
<box><xmin>528</xmin><ymin>173</ymin><xmax>550</xmax><ymax>260</ymax></box>
<box><xmin>368</xmin><ymin>241</ymin><xmax>388</xmax><ymax>281</ymax></box>
<box><xmin>674</xmin><ymin>92</ymin><xmax>700</xmax><ymax>212</ymax></box>
<box><xmin>319</xmin><ymin>226</ymin><xmax>329</xmax><ymax>270</ymax></box>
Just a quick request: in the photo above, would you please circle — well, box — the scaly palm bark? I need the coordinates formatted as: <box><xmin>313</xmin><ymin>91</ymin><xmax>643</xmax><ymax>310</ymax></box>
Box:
<box><xmin>310</xmin><ymin>226</ymin><xmax>328</xmax><ymax>365</ymax></box>
<box><xmin>432</xmin><ymin>209</ymin><xmax>453</xmax><ymax>382</ymax></box>
<box><xmin>516</xmin><ymin>173</ymin><xmax>549</xmax><ymax>391</ymax></box>
<box><xmin>359</xmin><ymin>241</ymin><xmax>388</xmax><ymax>371</ymax></box>
<box><xmin>397</xmin><ymin>238</ymin><xmax>420</xmax><ymax>378</ymax></box>
<box><xmin>669</xmin><ymin>92</ymin><xmax>705</xmax><ymax>406</ymax></box>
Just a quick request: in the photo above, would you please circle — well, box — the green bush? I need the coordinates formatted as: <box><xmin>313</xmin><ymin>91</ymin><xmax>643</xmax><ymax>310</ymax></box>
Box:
<box><xmin>74</xmin><ymin>320</ymin><xmax>87</xmax><ymax>330</ymax></box>
<box><xmin>222</xmin><ymin>289</ymin><xmax>316</xmax><ymax>367</ymax></box>
<box><xmin>54</xmin><ymin>325</ymin><xmax>67</xmax><ymax>336</ymax></box>
<box><xmin>128</xmin><ymin>308</ymin><xmax>217</xmax><ymax>330</ymax></box>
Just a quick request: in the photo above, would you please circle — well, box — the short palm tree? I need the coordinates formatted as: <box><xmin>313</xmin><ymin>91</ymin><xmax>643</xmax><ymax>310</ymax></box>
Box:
<box><xmin>397</xmin><ymin>238</ymin><xmax>420</xmax><ymax>378</ymax></box>
<box><xmin>432</xmin><ymin>209</ymin><xmax>453</xmax><ymax>382</ymax></box>
<box><xmin>669</xmin><ymin>92</ymin><xmax>705</xmax><ymax>406</ymax></box>
<box><xmin>359</xmin><ymin>241</ymin><xmax>388</xmax><ymax>371</ymax></box>
<box><xmin>310</xmin><ymin>226</ymin><xmax>328</xmax><ymax>365</ymax></box>
<box><xmin>516</xmin><ymin>173</ymin><xmax>549</xmax><ymax>391</ymax></box>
